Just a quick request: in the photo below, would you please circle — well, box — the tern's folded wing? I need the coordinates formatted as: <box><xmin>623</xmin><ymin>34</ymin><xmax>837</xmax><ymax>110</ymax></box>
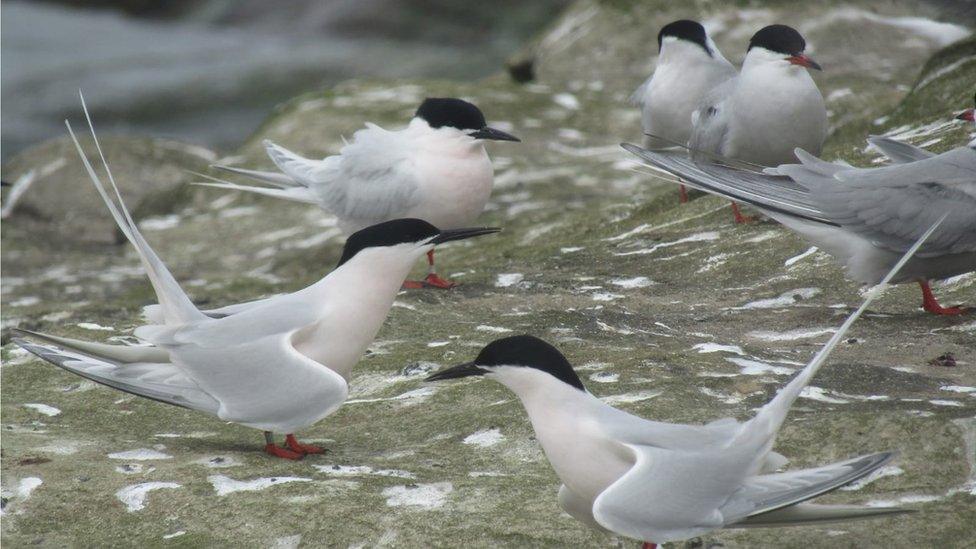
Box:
<box><xmin>622</xmin><ymin>145</ymin><xmax>827</xmax><ymax>223</ymax></box>
<box><xmin>170</xmin><ymin>332</ymin><xmax>348</xmax><ymax>432</ymax></box>
<box><xmin>266</xmin><ymin>127</ymin><xmax>421</xmax><ymax>224</ymax></box>
<box><xmin>14</xmin><ymin>335</ymin><xmax>219</xmax><ymax>414</ymax></box>
<box><xmin>592</xmin><ymin>442</ymin><xmax>754</xmax><ymax>543</ymax></box>
<box><xmin>802</xmin><ymin>150</ymin><xmax>976</xmax><ymax>256</ymax></box>
<box><xmin>867</xmin><ymin>136</ymin><xmax>936</xmax><ymax>164</ymax></box>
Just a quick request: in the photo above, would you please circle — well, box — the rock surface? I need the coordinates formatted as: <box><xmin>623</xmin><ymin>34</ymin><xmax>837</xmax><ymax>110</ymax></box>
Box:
<box><xmin>2</xmin><ymin>1</ymin><xmax>974</xmax><ymax>547</ymax></box>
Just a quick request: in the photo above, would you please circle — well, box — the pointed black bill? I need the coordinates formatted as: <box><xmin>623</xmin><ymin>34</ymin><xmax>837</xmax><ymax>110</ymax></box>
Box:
<box><xmin>425</xmin><ymin>361</ymin><xmax>487</xmax><ymax>382</ymax></box>
<box><xmin>430</xmin><ymin>227</ymin><xmax>501</xmax><ymax>245</ymax></box>
<box><xmin>471</xmin><ymin>126</ymin><xmax>521</xmax><ymax>142</ymax></box>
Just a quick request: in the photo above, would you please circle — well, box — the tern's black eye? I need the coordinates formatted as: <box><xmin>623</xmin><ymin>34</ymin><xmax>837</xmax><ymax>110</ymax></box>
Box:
<box><xmin>415</xmin><ymin>98</ymin><xmax>487</xmax><ymax>131</ymax></box>
<box><xmin>337</xmin><ymin>218</ymin><xmax>439</xmax><ymax>266</ymax></box>
<box><xmin>748</xmin><ymin>24</ymin><xmax>806</xmax><ymax>56</ymax></box>
<box><xmin>657</xmin><ymin>19</ymin><xmax>712</xmax><ymax>56</ymax></box>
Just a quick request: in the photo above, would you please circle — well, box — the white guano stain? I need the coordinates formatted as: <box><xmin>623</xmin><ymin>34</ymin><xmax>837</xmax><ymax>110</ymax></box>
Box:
<box><xmin>610</xmin><ymin>276</ymin><xmax>653</xmax><ymax>288</ymax></box>
<box><xmin>381</xmin><ymin>482</ymin><xmax>453</xmax><ymax>510</ymax></box>
<box><xmin>737</xmin><ymin>288</ymin><xmax>821</xmax><ymax>309</ymax></box>
<box><xmin>462</xmin><ymin>428</ymin><xmax>505</xmax><ymax>448</ymax></box>
<box><xmin>726</xmin><ymin>357</ymin><xmax>794</xmax><ymax>376</ymax></box>
<box><xmin>747</xmin><ymin>328</ymin><xmax>836</xmax><ymax>342</ymax></box>
<box><xmin>23</xmin><ymin>403</ymin><xmax>61</xmax><ymax>416</ymax></box>
<box><xmin>312</xmin><ymin>464</ymin><xmax>415</xmax><ymax>479</ymax></box>
<box><xmin>208</xmin><ymin>475</ymin><xmax>312</xmax><ymax>496</ymax></box>
<box><xmin>693</xmin><ymin>343</ymin><xmax>745</xmax><ymax>355</ymax></box>
<box><xmin>107</xmin><ymin>448</ymin><xmax>173</xmax><ymax>461</ymax></box>
<box><xmin>495</xmin><ymin>273</ymin><xmax>524</xmax><ymax>288</ymax></box>
<box><xmin>116</xmin><ymin>482</ymin><xmax>181</xmax><ymax>512</ymax></box>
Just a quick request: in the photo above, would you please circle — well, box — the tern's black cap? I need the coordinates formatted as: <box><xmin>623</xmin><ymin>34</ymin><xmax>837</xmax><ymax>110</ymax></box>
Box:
<box><xmin>337</xmin><ymin>218</ymin><xmax>439</xmax><ymax>266</ymax></box>
<box><xmin>475</xmin><ymin>335</ymin><xmax>586</xmax><ymax>391</ymax></box>
<box><xmin>658</xmin><ymin>19</ymin><xmax>711</xmax><ymax>56</ymax></box>
<box><xmin>748</xmin><ymin>24</ymin><xmax>806</xmax><ymax>56</ymax></box>
<box><xmin>416</xmin><ymin>98</ymin><xmax>486</xmax><ymax>131</ymax></box>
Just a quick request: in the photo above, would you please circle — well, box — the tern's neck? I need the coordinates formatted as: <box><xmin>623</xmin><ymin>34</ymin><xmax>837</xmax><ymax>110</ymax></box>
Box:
<box><xmin>295</xmin><ymin>250</ymin><xmax>418</xmax><ymax>379</ymax></box>
<box><xmin>496</xmin><ymin>368</ymin><xmax>602</xmax><ymax>427</ymax></box>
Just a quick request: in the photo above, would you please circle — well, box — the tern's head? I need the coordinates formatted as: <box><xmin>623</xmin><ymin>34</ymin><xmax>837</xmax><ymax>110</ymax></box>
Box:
<box><xmin>336</xmin><ymin>218</ymin><xmax>500</xmax><ymax>268</ymax></box>
<box><xmin>746</xmin><ymin>24</ymin><xmax>821</xmax><ymax>72</ymax></box>
<box><xmin>426</xmin><ymin>335</ymin><xmax>586</xmax><ymax>394</ymax></box>
<box><xmin>657</xmin><ymin>19</ymin><xmax>719</xmax><ymax>60</ymax></box>
<box><xmin>956</xmin><ymin>93</ymin><xmax>975</xmax><ymax>122</ymax></box>
<box><xmin>415</xmin><ymin>98</ymin><xmax>521</xmax><ymax>143</ymax></box>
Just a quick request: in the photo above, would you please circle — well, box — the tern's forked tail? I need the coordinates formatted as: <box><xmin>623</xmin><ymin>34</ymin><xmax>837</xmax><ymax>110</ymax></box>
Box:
<box><xmin>736</xmin><ymin>213</ymin><xmax>949</xmax><ymax>446</ymax></box>
<box><xmin>66</xmin><ymin>91</ymin><xmax>206</xmax><ymax>326</ymax></box>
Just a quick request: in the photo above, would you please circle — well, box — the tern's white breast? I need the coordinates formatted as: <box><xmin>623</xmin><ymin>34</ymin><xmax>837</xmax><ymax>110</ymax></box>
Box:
<box><xmin>409</xmin><ymin>141</ymin><xmax>493</xmax><ymax>229</ymax></box>
<box><xmin>726</xmin><ymin>64</ymin><xmax>827</xmax><ymax>166</ymax></box>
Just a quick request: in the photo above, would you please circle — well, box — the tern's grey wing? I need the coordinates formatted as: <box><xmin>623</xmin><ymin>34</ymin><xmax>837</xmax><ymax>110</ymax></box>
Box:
<box><xmin>720</xmin><ymin>452</ymin><xmax>898</xmax><ymax>524</ymax></box>
<box><xmin>328</xmin><ymin>123</ymin><xmax>422</xmax><ymax>223</ymax></box>
<box><xmin>14</xmin><ymin>336</ymin><xmax>219</xmax><ymax>414</ymax></box>
<box><xmin>268</xmin><ymin>126</ymin><xmax>421</xmax><ymax>225</ymax></box>
<box><xmin>689</xmin><ymin>78</ymin><xmax>735</xmax><ymax>157</ymax></box>
<box><xmin>794</xmin><ymin>148</ymin><xmax>976</xmax><ymax>255</ymax></box>
<box><xmin>731</xmin><ymin>502</ymin><xmax>910</xmax><ymax>527</ymax></box>
<box><xmin>592</xmin><ymin>442</ymin><xmax>755</xmax><ymax>543</ymax></box>
<box><xmin>622</xmin><ymin>144</ymin><xmax>828</xmax><ymax>223</ymax></box>
<box><xmin>867</xmin><ymin>136</ymin><xmax>936</xmax><ymax>164</ymax></box>
<box><xmin>168</xmin><ymin>332</ymin><xmax>348</xmax><ymax>432</ymax></box>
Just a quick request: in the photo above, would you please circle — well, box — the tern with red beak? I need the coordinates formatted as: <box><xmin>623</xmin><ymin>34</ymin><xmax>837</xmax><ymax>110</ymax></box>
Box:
<box><xmin>688</xmin><ymin>24</ymin><xmax>827</xmax><ymax>222</ymax></box>
<box><xmin>624</xmin><ymin>100</ymin><xmax>975</xmax><ymax>315</ymax></box>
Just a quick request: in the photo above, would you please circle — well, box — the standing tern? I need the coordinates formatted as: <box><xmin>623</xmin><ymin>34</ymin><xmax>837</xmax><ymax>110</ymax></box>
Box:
<box><xmin>631</xmin><ymin>20</ymin><xmax>735</xmax><ymax>205</ymax></box>
<box><xmin>426</xmin><ymin>221</ymin><xmax>944</xmax><ymax>546</ymax></box>
<box><xmin>688</xmin><ymin>24</ymin><xmax>827</xmax><ymax>223</ymax></box>
<box><xmin>13</xmin><ymin>97</ymin><xmax>500</xmax><ymax>460</ymax></box>
<box><xmin>198</xmin><ymin>97</ymin><xmax>520</xmax><ymax>289</ymax></box>
<box><xmin>623</xmin><ymin>119</ymin><xmax>975</xmax><ymax>314</ymax></box>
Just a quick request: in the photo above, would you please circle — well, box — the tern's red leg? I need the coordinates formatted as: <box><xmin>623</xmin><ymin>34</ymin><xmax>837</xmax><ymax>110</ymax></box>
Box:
<box><xmin>263</xmin><ymin>432</ymin><xmax>304</xmax><ymax>460</ymax></box>
<box><xmin>284</xmin><ymin>434</ymin><xmax>325</xmax><ymax>455</ymax></box>
<box><xmin>641</xmin><ymin>543</ymin><xmax>657</xmax><ymax>549</ymax></box>
<box><xmin>730</xmin><ymin>202</ymin><xmax>755</xmax><ymax>224</ymax></box>
<box><xmin>678</xmin><ymin>183</ymin><xmax>689</xmax><ymax>204</ymax></box>
<box><xmin>918</xmin><ymin>281</ymin><xmax>966</xmax><ymax>315</ymax></box>
<box><xmin>403</xmin><ymin>250</ymin><xmax>457</xmax><ymax>289</ymax></box>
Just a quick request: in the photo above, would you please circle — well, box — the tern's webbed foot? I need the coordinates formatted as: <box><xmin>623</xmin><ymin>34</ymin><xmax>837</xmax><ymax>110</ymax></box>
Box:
<box><xmin>423</xmin><ymin>273</ymin><xmax>457</xmax><ymax>289</ymax></box>
<box><xmin>923</xmin><ymin>303</ymin><xmax>967</xmax><ymax>316</ymax></box>
<box><xmin>264</xmin><ymin>443</ymin><xmax>305</xmax><ymax>460</ymax></box>
<box><xmin>402</xmin><ymin>274</ymin><xmax>457</xmax><ymax>290</ymax></box>
<box><xmin>918</xmin><ymin>281</ymin><xmax>967</xmax><ymax>316</ymax></box>
<box><xmin>285</xmin><ymin>434</ymin><xmax>325</xmax><ymax>455</ymax></box>
<box><xmin>731</xmin><ymin>202</ymin><xmax>756</xmax><ymax>224</ymax></box>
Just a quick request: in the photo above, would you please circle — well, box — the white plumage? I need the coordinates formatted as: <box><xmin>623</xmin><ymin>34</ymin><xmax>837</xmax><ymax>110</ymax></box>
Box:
<box><xmin>429</xmin><ymin>223</ymin><xmax>941</xmax><ymax>543</ymax></box>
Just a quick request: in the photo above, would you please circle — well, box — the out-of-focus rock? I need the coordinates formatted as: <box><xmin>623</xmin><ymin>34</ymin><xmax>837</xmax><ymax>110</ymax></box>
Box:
<box><xmin>1</xmin><ymin>136</ymin><xmax>213</xmax><ymax>244</ymax></box>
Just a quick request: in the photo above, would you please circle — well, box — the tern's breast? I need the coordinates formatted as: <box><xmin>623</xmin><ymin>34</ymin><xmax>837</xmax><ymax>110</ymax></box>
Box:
<box><xmin>411</xmin><ymin>146</ymin><xmax>493</xmax><ymax>229</ymax></box>
<box><xmin>527</xmin><ymin>403</ymin><xmax>633</xmax><ymax>505</ymax></box>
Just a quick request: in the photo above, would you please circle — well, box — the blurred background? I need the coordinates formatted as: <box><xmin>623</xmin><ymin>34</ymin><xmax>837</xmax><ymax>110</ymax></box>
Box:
<box><xmin>1</xmin><ymin>0</ymin><xmax>568</xmax><ymax>160</ymax></box>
